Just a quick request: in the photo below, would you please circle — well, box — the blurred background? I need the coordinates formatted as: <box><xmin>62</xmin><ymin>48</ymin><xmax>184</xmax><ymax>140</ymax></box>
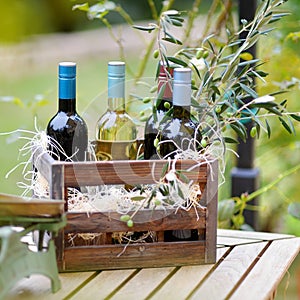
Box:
<box><xmin>0</xmin><ymin>1</ymin><xmax>299</xmax><ymax>298</ymax></box>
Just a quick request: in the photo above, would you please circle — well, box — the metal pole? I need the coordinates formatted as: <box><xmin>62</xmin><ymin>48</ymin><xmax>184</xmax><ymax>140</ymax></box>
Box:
<box><xmin>231</xmin><ymin>0</ymin><xmax>260</xmax><ymax>230</ymax></box>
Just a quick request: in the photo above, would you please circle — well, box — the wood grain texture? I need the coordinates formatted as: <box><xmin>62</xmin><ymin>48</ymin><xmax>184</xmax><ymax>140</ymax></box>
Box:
<box><xmin>230</xmin><ymin>237</ymin><xmax>300</xmax><ymax>300</ymax></box>
<box><xmin>0</xmin><ymin>193</ymin><xmax>64</xmax><ymax>218</ymax></box>
<box><xmin>150</xmin><ymin>247</ymin><xmax>229</xmax><ymax>300</ymax></box>
<box><xmin>110</xmin><ymin>267</ymin><xmax>175</xmax><ymax>300</ymax></box>
<box><xmin>63</xmin><ymin>241</ymin><xmax>207</xmax><ymax>271</ymax></box>
<box><xmin>204</xmin><ymin>158</ymin><xmax>218</xmax><ymax>263</ymax></box>
<box><xmin>32</xmin><ymin>146</ymin><xmax>56</xmax><ymax>183</ymax></box>
<box><xmin>6</xmin><ymin>272</ymin><xmax>95</xmax><ymax>300</ymax></box>
<box><xmin>217</xmin><ymin>228</ymin><xmax>294</xmax><ymax>241</ymax></box>
<box><xmin>65</xmin><ymin>208</ymin><xmax>207</xmax><ymax>234</ymax></box>
<box><xmin>189</xmin><ymin>241</ymin><xmax>269</xmax><ymax>299</ymax></box>
<box><xmin>70</xmin><ymin>269</ymin><xmax>138</xmax><ymax>300</ymax></box>
<box><xmin>63</xmin><ymin>159</ymin><xmax>208</xmax><ymax>186</ymax></box>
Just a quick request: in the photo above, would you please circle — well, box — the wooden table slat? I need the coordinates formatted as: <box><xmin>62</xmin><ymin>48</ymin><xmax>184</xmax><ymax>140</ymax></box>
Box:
<box><xmin>230</xmin><ymin>237</ymin><xmax>300</xmax><ymax>300</ymax></box>
<box><xmin>189</xmin><ymin>241</ymin><xmax>269</xmax><ymax>299</ymax></box>
<box><xmin>6</xmin><ymin>272</ymin><xmax>95</xmax><ymax>300</ymax></box>
<box><xmin>70</xmin><ymin>269</ymin><xmax>138</xmax><ymax>300</ymax></box>
<box><xmin>149</xmin><ymin>247</ymin><xmax>229</xmax><ymax>300</ymax></box>
<box><xmin>217</xmin><ymin>236</ymin><xmax>261</xmax><ymax>246</ymax></box>
<box><xmin>109</xmin><ymin>267</ymin><xmax>175</xmax><ymax>300</ymax></box>
<box><xmin>217</xmin><ymin>229</ymin><xmax>295</xmax><ymax>241</ymax></box>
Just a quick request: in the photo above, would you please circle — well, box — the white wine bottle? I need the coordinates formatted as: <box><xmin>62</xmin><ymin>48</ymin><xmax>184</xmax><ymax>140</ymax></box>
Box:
<box><xmin>95</xmin><ymin>61</ymin><xmax>137</xmax><ymax>161</ymax></box>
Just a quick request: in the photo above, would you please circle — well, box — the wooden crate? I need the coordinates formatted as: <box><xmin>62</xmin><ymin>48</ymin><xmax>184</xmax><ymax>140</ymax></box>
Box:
<box><xmin>33</xmin><ymin>146</ymin><xmax>218</xmax><ymax>272</ymax></box>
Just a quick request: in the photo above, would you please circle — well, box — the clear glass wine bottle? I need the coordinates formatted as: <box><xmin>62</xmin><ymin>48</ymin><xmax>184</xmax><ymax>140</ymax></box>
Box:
<box><xmin>95</xmin><ymin>61</ymin><xmax>137</xmax><ymax>161</ymax></box>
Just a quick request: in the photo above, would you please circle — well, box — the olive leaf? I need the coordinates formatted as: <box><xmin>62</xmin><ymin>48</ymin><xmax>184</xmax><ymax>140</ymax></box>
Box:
<box><xmin>133</xmin><ymin>25</ymin><xmax>157</xmax><ymax>32</ymax></box>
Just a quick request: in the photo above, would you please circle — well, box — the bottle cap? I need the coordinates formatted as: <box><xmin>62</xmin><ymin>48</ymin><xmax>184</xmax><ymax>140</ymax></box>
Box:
<box><xmin>108</xmin><ymin>61</ymin><xmax>125</xmax><ymax>78</ymax></box>
<box><xmin>173</xmin><ymin>68</ymin><xmax>192</xmax><ymax>106</ymax></box>
<box><xmin>58</xmin><ymin>62</ymin><xmax>76</xmax><ymax>99</ymax></box>
<box><xmin>108</xmin><ymin>61</ymin><xmax>125</xmax><ymax>98</ymax></box>
<box><xmin>59</xmin><ymin>62</ymin><xmax>76</xmax><ymax>78</ymax></box>
<box><xmin>173</xmin><ymin>67</ymin><xmax>191</xmax><ymax>84</ymax></box>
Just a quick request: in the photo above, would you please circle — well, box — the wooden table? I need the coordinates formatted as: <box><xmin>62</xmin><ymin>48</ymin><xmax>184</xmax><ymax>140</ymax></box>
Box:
<box><xmin>6</xmin><ymin>229</ymin><xmax>300</xmax><ymax>300</ymax></box>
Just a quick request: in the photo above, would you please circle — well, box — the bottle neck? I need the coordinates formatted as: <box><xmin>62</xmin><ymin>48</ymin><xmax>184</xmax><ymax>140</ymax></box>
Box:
<box><xmin>59</xmin><ymin>98</ymin><xmax>76</xmax><ymax>113</ymax></box>
<box><xmin>172</xmin><ymin>76</ymin><xmax>191</xmax><ymax>119</ymax></box>
<box><xmin>108</xmin><ymin>97</ymin><xmax>125</xmax><ymax>112</ymax></box>
<box><xmin>156</xmin><ymin>70</ymin><xmax>173</xmax><ymax>112</ymax></box>
<box><xmin>108</xmin><ymin>74</ymin><xmax>125</xmax><ymax>112</ymax></box>
<box><xmin>58</xmin><ymin>77</ymin><xmax>76</xmax><ymax>113</ymax></box>
<box><xmin>173</xmin><ymin>82</ymin><xmax>191</xmax><ymax>107</ymax></box>
<box><xmin>173</xmin><ymin>105</ymin><xmax>191</xmax><ymax>119</ymax></box>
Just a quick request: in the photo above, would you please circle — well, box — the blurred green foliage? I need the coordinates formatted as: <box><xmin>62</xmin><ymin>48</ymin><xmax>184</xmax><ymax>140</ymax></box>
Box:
<box><xmin>0</xmin><ymin>0</ymin><xmax>210</xmax><ymax>43</ymax></box>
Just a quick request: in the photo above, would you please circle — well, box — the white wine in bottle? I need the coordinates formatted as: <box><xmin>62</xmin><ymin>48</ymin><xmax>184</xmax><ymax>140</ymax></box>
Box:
<box><xmin>95</xmin><ymin>61</ymin><xmax>137</xmax><ymax>161</ymax></box>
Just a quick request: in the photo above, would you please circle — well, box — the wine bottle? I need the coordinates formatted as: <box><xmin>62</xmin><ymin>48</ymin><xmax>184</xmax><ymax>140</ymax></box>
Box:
<box><xmin>47</xmin><ymin>62</ymin><xmax>88</xmax><ymax>162</ymax></box>
<box><xmin>144</xmin><ymin>62</ymin><xmax>174</xmax><ymax>160</ymax></box>
<box><xmin>159</xmin><ymin>67</ymin><xmax>201</xmax><ymax>241</ymax></box>
<box><xmin>95</xmin><ymin>61</ymin><xmax>137</xmax><ymax>161</ymax></box>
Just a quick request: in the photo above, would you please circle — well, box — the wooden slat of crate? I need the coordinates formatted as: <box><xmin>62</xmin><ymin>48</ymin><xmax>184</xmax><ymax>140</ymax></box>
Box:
<box><xmin>64</xmin><ymin>159</ymin><xmax>208</xmax><ymax>187</ymax></box>
<box><xmin>63</xmin><ymin>241</ymin><xmax>207</xmax><ymax>271</ymax></box>
<box><xmin>65</xmin><ymin>208</ymin><xmax>207</xmax><ymax>234</ymax></box>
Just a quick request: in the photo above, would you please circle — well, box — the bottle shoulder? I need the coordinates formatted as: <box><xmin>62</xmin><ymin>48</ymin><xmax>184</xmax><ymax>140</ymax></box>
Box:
<box><xmin>96</xmin><ymin>110</ymin><xmax>137</xmax><ymax>141</ymax></box>
<box><xmin>47</xmin><ymin>111</ymin><xmax>87</xmax><ymax>131</ymax></box>
<box><xmin>97</xmin><ymin>110</ymin><xmax>136</xmax><ymax>127</ymax></box>
<box><xmin>160</xmin><ymin>117</ymin><xmax>199</xmax><ymax>139</ymax></box>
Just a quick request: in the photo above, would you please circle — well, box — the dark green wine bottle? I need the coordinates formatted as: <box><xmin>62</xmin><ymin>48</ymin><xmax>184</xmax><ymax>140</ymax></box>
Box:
<box><xmin>47</xmin><ymin>62</ymin><xmax>88</xmax><ymax>162</ymax></box>
<box><xmin>159</xmin><ymin>67</ymin><xmax>201</xmax><ymax>241</ymax></box>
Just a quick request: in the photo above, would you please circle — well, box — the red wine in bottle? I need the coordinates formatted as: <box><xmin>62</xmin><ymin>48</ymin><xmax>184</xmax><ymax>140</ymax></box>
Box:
<box><xmin>144</xmin><ymin>62</ymin><xmax>174</xmax><ymax>160</ymax></box>
<box><xmin>47</xmin><ymin>62</ymin><xmax>88</xmax><ymax>162</ymax></box>
<box><xmin>159</xmin><ymin>67</ymin><xmax>201</xmax><ymax>241</ymax></box>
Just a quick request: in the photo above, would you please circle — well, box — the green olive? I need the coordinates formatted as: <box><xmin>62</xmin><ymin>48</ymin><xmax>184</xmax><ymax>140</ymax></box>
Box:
<box><xmin>164</xmin><ymin>102</ymin><xmax>171</xmax><ymax>109</ymax></box>
<box><xmin>250</xmin><ymin>126</ymin><xmax>257</xmax><ymax>138</ymax></box>
<box><xmin>215</xmin><ymin>105</ymin><xmax>222</xmax><ymax>114</ymax></box>
<box><xmin>203</xmin><ymin>50</ymin><xmax>209</xmax><ymax>59</ymax></box>
<box><xmin>201</xmin><ymin>138</ymin><xmax>207</xmax><ymax>148</ymax></box>
<box><xmin>196</xmin><ymin>49</ymin><xmax>204</xmax><ymax>59</ymax></box>
<box><xmin>127</xmin><ymin>219</ymin><xmax>134</xmax><ymax>228</ymax></box>
<box><xmin>120</xmin><ymin>215</ymin><xmax>130</xmax><ymax>222</ymax></box>
<box><xmin>153</xmin><ymin>49</ymin><xmax>159</xmax><ymax>59</ymax></box>
<box><xmin>143</xmin><ymin>97</ymin><xmax>152</xmax><ymax>104</ymax></box>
